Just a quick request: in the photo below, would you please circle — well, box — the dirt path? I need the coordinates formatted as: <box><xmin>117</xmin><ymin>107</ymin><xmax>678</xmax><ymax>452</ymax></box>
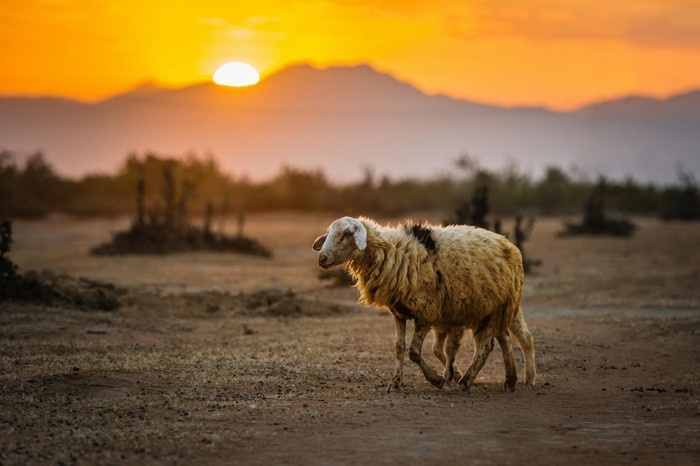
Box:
<box><xmin>1</xmin><ymin>303</ymin><xmax>698</xmax><ymax>465</ymax></box>
<box><xmin>2</xmin><ymin>215</ymin><xmax>699</xmax><ymax>464</ymax></box>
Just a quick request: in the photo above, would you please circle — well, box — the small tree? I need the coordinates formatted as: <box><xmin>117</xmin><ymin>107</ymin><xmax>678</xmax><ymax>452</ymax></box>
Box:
<box><xmin>444</xmin><ymin>180</ymin><xmax>491</xmax><ymax>229</ymax></box>
<box><xmin>560</xmin><ymin>177</ymin><xmax>636</xmax><ymax>236</ymax></box>
<box><xmin>660</xmin><ymin>167</ymin><xmax>699</xmax><ymax>220</ymax></box>
<box><xmin>162</xmin><ymin>163</ymin><xmax>177</xmax><ymax>227</ymax></box>
<box><xmin>513</xmin><ymin>215</ymin><xmax>540</xmax><ymax>273</ymax></box>
<box><xmin>0</xmin><ymin>220</ymin><xmax>18</xmax><ymax>286</ymax></box>
<box><xmin>136</xmin><ymin>177</ymin><xmax>146</xmax><ymax>226</ymax></box>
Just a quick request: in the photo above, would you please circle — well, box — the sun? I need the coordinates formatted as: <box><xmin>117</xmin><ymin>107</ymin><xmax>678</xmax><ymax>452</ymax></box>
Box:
<box><xmin>213</xmin><ymin>62</ymin><xmax>260</xmax><ymax>87</ymax></box>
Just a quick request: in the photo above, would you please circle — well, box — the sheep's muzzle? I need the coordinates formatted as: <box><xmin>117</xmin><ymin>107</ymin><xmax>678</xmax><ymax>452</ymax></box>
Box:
<box><xmin>318</xmin><ymin>253</ymin><xmax>334</xmax><ymax>269</ymax></box>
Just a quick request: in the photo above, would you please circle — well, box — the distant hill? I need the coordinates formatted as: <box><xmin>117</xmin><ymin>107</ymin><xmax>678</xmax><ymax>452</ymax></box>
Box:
<box><xmin>1</xmin><ymin>64</ymin><xmax>698</xmax><ymax>184</ymax></box>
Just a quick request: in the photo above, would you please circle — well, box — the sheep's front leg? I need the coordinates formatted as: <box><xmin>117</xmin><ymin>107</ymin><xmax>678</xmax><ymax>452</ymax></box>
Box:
<box><xmin>409</xmin><ymin>320</ymin><xmax>445</xmax><ymax>389</ymax></box>
<box><xmin>433</xmin><ymin>328</ymin><xmax>464</xmax><ymax>384</ymax></box>
<box><xmin>443</xmin><ymin>327</ymin><xmax>465</xmax><ymax>384</ymax></box>
<box><xmin>387</xmin><ymin>315</ymin><xmax>406</xmax><ymax>393</ymax></box>
<box><xmin>432</xmin><ymin>329</ymin><xmax>447</xmax><ymax>366</ymax></box>
<box><xmin>458</xmin><ymin>332</ymin><xmax>495</xmax><ymax>392</ymax></box>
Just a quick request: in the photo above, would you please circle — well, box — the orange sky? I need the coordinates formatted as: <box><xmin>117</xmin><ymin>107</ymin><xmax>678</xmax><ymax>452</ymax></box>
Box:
<box><xmin>1</xmin><ymin>0</ymin><xmax>699</xmax><ymax>109</ymax></box>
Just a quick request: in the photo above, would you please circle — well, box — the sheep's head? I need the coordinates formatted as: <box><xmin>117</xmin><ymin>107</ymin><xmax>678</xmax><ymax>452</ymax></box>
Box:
<box><xmin>312</xmin><ymin>216</ymin><xmax>367</xmax><ymax>270</ymax></box>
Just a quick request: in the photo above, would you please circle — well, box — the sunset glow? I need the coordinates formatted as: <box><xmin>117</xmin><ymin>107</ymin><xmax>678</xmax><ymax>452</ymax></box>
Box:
<box><xmin>1</xmin><ymin>1</ymin><xmax>699</xmax><ymax>109</ymax></box>
<box><xmin>213</xmin><ymin>62</ymin><xmax>260</xmax><ymax>87</ymax></box>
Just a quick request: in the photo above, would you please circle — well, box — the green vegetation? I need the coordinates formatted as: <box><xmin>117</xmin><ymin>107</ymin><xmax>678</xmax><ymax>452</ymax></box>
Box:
<box><xmin>0</xmin><ymin>150</ymin><xmax>697</xmax><ymax>219</ymax></box>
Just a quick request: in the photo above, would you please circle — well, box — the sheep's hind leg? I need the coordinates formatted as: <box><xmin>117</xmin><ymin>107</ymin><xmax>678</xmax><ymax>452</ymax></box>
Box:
<box><xmin>498</xmin><ymin>333</ymin><xmax>517</xmax><ymax>391</ymax></box>
<box><xmin>510</xmin><ymin>308</ymin><xmax>537</xmax><ymax>386</ymax></box>
<box><xmin>409</xmin><ymin>321</ymin><xmax>445</xmax><ymax>389</ymax></box>
<box><xmin>458</xmin><ymin>332</ymin><xmax>495</xmax><ymax>392</ymax></box>
<box><xmin>387</xmin><ymin>315</ymin><xmax>407</xmax><ymax>393</ymax></box>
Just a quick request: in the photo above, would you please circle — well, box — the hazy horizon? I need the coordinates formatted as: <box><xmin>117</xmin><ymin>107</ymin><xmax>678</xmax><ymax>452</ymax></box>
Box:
<box><xmin>2</xmin><ymin>61</ymin><xmax>700</xmax><ymax>114</ymax></box>
<box><xmin>2</xmin><ymin>61</ymin><xmax>698</xmax><ymax>186</ymax></box>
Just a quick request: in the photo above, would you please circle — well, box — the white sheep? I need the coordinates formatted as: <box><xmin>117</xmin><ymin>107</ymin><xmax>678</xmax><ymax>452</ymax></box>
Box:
<box><xmin>312</xmin><ymin>216</ymin><xmax>536</xmax><ymax>393</ymax></box>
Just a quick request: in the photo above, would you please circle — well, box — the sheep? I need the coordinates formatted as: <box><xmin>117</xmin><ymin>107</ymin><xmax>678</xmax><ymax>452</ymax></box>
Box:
<box><xmin>312</xmin><ymin>216</ymin><xmax>536</xmax><ymax>393</ymax></box>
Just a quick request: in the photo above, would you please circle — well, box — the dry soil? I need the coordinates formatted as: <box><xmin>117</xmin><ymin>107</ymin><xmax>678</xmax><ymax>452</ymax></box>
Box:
<box><xmin>1</xmin><ymin>213</ymin><xmax>699</xmax><ymax>465</ymax></box>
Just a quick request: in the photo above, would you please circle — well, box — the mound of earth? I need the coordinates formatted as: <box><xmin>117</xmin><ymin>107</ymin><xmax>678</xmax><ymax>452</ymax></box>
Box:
<box><xmin>126</xmin><ymin>287</ymin><xmax>356</xmax><ymax>318</ymax></box>
<box><xmin>90</xmin><ymin>223</ymin><xmax>272</xmax><ymax>257</ymax></box>
<box><xmin>560</xmin><ymin>217</ymin><xmax>637</xmax><ymax>237</ymax></box>
<box><xmin>2</xmin><ymin>269</ymin><xmax>122</xmax><ymax>311</ymax></box>
<box><xmin>3</xmin><ymin>268</ymin><xmax>354</xmax><ymax>317</ymax></box>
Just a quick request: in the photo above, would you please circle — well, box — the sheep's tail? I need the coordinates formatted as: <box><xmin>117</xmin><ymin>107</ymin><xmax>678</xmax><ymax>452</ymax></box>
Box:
<box><xmin>475</xmin><ymin>300</ymin><xmax>514</xmax><ymax>339</ymax></box>
<box><xmin>505</xmin><ymin>263</ymin><xmax>525</xmax><ymax>335</ymax></box>
<box><xmin>481</xmin><ymin>260</ymin><xmax>524</xmax><ymax>338</ymax></box>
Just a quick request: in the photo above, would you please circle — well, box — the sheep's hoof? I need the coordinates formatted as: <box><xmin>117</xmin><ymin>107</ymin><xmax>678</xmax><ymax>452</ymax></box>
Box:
<box><xmin>443</xmin><ymin>369</ymin><xmax>454</xmax><ymax>385</ymax></box>
<box><xmin>426</xmin><ymin>374</ymin><xmax>445</xmax><ymax>389</ymax></box>
<box><xmin>429</xmin><ymin>377</ymin><xmax>446</xmax><ymax>390</ymax></box>
<box><xmin>386</xmin><ymin>380</ymin><xmax>402</xmax><ymax>394</ymax></box>
<box><xmin>504</xmin><ymin>377</ymin><xmax>517</xmax><ymax>392</ymax></box>
<box><xmin>458</xmin><ymin>381</ymin><xmax>472</xmax><ymax>393</ymax></box>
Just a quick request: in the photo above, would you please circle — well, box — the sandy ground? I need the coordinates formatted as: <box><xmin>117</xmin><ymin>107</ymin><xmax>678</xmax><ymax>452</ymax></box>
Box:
<box><xmin>1</xmin><ymin>213</ymin><xmax>699</xmax><ymax>465</ymax></box>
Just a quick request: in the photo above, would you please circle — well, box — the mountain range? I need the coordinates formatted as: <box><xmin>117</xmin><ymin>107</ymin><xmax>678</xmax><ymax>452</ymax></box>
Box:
<box><xmin>1</xmin><ymin>64</ymin><xmax>699</xmax><ymax>184</ymax></box>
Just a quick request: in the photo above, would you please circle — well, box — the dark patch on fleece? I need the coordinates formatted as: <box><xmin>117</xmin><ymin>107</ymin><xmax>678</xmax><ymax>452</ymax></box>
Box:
<box><xmin>435</xmin><ymin>270</ymin><xmax>443</xmax><ymax>285</ymax></box>
<box><xmin>410</xmin><ymin>222</ymin><xmax>437</xmax><ymax>253</ymax></box>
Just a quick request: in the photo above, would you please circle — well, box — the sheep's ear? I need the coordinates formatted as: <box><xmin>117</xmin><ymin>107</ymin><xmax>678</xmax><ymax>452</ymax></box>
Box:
<box><xmin>353</xmin><ymin>223</ymin><xmax>367</xmax><ymax>251</ymax></box>
<box><xmin>312</xmin><ymin>234</ymin><xmax>327</xmax><ymax>251</ymax></box>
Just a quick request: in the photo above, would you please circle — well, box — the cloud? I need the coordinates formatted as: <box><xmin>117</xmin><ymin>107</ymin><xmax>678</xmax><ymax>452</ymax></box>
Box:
<box><xmin>444</xmin><ymin>0</ymin><xmax>700</xmax><ymax>48</ymax></box>
<box><xmin>301</xmin><ymin>0</ymin><xmax>700</xmax><ymax>49</ymax></box>
<box><xmin>622</xmin><ymin>5</ymin><xmax>700</xmax><ymax>48</ymax></box>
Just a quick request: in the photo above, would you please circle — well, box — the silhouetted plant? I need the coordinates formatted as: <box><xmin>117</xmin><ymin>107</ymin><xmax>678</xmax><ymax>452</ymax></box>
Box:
<box><xmin>91</xmin><ymin>168</ymin><xmax>271</xmax><ymax>257</ymax></box>
<box><xmin>1</xmin><ymin>150</ymin><xmax>695</xmax><ymax>219</ymax></box>
<box><xmin>560</xmin><ymin>178</ymin><xmax>637</xmax><ymax>236</ymax></box>
<box><xmin>0</xmin><ymin>219</ymin><xmax>18</xmax><ymax>286</ymax></box>
<box><xmin>444</xmin><ymin>181</ymin><xmax>491</xmax><ymax>229</ymax></box>
<box><xmin>660</xmin><ymin>167</ymin><xmax>699</xmax><ymax>221</ymax></box>
<box><xmin>514</xmin><ymin>215</ymin><xmax>541</xmax><ymax>273</ymax></box>
<box><xmin>0</xmin><ymin>219</ymin><xmax>119</xmax><ymax>308</ymax></box>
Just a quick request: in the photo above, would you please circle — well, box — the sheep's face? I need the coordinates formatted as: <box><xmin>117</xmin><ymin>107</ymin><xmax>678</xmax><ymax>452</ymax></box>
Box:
<box><xmin>312</xmin><ymin>217</ymin><xmax>367</xmax><ymax>270</ymax></box>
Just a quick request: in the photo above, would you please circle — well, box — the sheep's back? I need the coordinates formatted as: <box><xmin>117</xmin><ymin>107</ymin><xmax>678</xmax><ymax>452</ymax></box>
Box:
<box><xmin>429</xmin><ymin>226</ymin><xmax>523</xmax><ymax>326</ymax></box>
<box><xmin>353</xmin><ymin>221</ymin><xmax>523</xmax><ymax>332</ymax></box>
